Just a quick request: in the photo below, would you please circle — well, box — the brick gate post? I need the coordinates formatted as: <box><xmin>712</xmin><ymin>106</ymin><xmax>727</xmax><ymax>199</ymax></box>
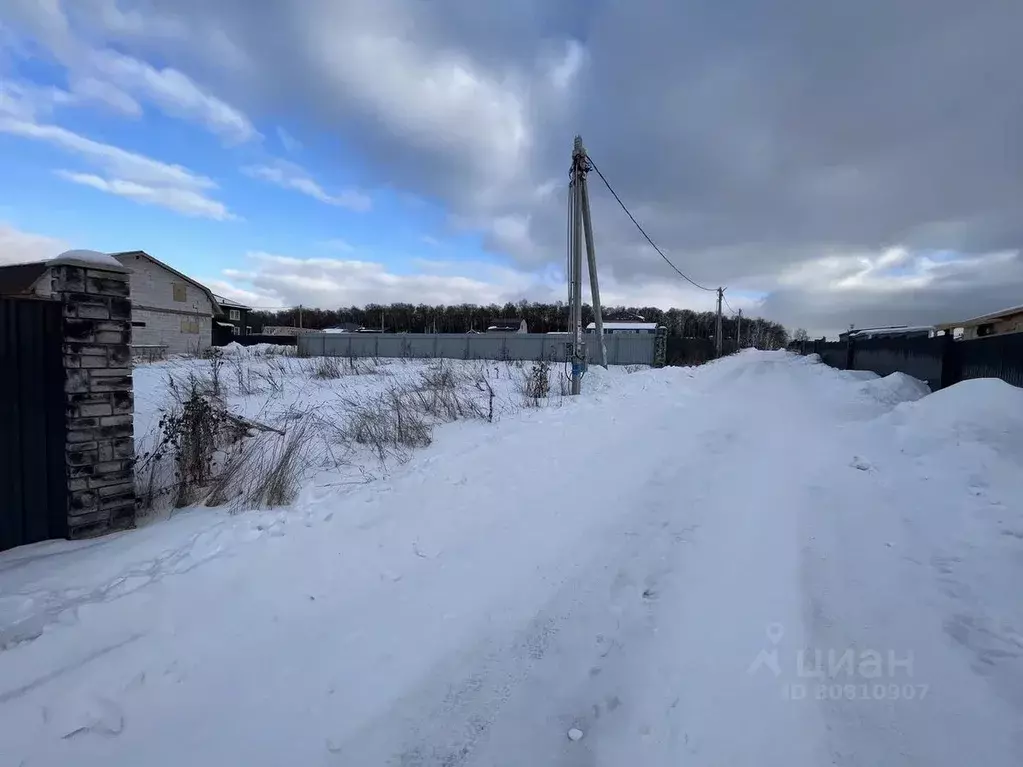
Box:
<box><xmin>50</xmin><ymin>254</ymin><xmax>136</xmax><ymax>538</ymax></box>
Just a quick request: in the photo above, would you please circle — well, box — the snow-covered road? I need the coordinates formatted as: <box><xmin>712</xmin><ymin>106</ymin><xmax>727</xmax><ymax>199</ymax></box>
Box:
<box><xmin>2</xmin><ymin>351</ymin><xmax>1022</xmax><ymax>765</ymax></box>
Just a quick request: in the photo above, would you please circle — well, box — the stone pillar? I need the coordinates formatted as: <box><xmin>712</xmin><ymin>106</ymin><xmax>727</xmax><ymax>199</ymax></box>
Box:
<box><xmin>50</xmin><ymin>255</ymin><xmax>136</xmax><ymax>538</ymax></box>
<box><xmin>653</xmin><ymin>325</ymin><xmax>668</xmax><ymax>368</ymax></box>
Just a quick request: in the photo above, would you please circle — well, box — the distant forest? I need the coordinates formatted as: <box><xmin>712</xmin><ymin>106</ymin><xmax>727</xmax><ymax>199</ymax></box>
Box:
<box><xmin>250</xmin><ymin>302</ymin><xmax>789</xmax><ymax>348</ymax></box>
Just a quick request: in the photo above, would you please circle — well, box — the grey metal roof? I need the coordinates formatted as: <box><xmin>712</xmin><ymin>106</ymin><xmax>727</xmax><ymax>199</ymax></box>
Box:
<box><xmin>0</xmin><ymin>261</ymin><xmax>49</xmax><ymax>296</ymax></box>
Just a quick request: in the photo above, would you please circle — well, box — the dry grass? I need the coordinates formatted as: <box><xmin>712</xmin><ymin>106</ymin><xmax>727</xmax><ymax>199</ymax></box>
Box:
<box><xmin>136</xmin><ymin>357</ymin><xmax>503</xmax><ymax>516</ymax></box>
<box><xmin>309</xmin><ymin>355</ymin><xmax>379</xmax><ymax>379</ymax></box>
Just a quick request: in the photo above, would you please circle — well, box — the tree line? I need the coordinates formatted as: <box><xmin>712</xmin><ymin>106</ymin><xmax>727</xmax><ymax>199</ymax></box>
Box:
<box><xmin>250</xmin><ymin>301</ymin><xmax>789</xmax><ymax>348</ymax></box>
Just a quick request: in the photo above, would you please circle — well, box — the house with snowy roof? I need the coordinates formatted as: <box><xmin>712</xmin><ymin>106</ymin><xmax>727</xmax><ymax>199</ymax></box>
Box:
<box><xmin>0</xmin><ymin>249</ymin><xmax>222</xmax><ymax>355</ymax></box>
<box><xmin>586</xmin><ymin>320</ymin><xmax>659</xmax><ymax>335</ymax></box>
<box><xmin>935</xmin><ymin>303</ymin><xmax>1023</xmax><ymax>340</ymax></box>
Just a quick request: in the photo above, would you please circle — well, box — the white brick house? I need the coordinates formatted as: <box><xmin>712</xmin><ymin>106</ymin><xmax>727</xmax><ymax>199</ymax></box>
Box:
<box><xmin>111</xmin><ymin>251</ymin><xmax>221</xmax><ymax>355</ymax></box>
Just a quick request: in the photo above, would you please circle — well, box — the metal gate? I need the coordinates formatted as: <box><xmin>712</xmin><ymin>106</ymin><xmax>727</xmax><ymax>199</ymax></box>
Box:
<box><xmin>0</xmin><ymin>297</ymin><xmax>67</xmax><ymax>551</ymax></box>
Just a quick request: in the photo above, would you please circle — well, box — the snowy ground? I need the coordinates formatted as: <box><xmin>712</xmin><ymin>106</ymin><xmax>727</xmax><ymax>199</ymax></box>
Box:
<box><xmin>1</xmin><ymin>350</ymin><xmax>1022</xmax><ymax>765</ymax></box>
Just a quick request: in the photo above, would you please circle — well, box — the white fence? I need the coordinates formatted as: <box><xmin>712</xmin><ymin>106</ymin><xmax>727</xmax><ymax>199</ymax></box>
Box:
<box><xmin>296</xmin><ymin>332</ymin><xmax>657</xmax><ymax>366</ymax></box>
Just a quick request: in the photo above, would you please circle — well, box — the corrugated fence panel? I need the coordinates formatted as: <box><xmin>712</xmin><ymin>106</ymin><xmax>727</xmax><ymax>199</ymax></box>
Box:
<box><xmin>852</xmin><ymin>336</ymin><xmax>944</xmax><ymax>388</ymax></box>
<box><xmin>0</xmin><ymin>298</ymin><xmax>67</xmax><ymax>552</ymax></box>
<box><xmin>959</xmin><ymin>333</ymin><xmax>1023</xmax><ymax>388</ymax></box>
<box><xmin>665</xmin><ymin>338</ymin><xmax>715</xmax><ymax>366</ymax></box>
<box><xmin>377</xmin><ymin>336</ymin><xmax>403</xmax><ymax>357</ymax></box>
<box><xmin>615</xmin><ymin>334</ymin><xmax>658</xmax><ymax>365</ymax></box>
<box><xmin>815</xmin><ymin>341</ymin><xmax>847</xmax><ymax>369</ymax></box>
<box><xmin>298</xmin><ymin>332</ymin><xmax>655</xmax><ymax>365</ymax></box>
<box><xmin>436</xmin><ymin>335</ymin><xmax>468</xmax><ymax>359</ymax></box>
<box><xmin>500</xmin><ymin>334</ymin><xmax>537</xmax><ymax>361</ymax></box>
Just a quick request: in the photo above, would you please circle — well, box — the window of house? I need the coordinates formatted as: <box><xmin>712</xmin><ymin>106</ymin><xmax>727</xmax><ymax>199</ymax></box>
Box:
<box><xmin>180</xmin><ymin>317</ymin><xmax>199</xmax><ymax>334</ymax></box>
<box><xmin>131</xmin><ymin>321</ymin><xmax>146</xmax><ymax>328</ymax></box>
<box><xmin>229</xmin><ymin>309</ymin><xmax>241</xmax><ymax>321</ymax></box>
<box><xmin>232</xmin><ymin>326</ymin><xmax>240</xmax><ymax>335</ymax></box>
<box><xmin>245</xmin><ymin>326</ymin><xmax>252</xmax><ymax>334</ymax></box>
<box><xmin>977</xmin><ymin>323</ymin><xmax>995</xmax><ymax>337</ymax></box>
<box><xmin>172</xmin><ymin>282</ymin><xmax>187</xmax><ymax>302</ymax></box>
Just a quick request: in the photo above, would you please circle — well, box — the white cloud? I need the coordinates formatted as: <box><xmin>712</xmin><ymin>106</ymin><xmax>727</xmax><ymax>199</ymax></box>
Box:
<box><xmin>210</xmin><ymin>250</ymin><xmax>553</xmax><ymax>309</ymax></box>
<box><xmin>276</xmin><ymin>126</ymin><xmax>301</xmax><ymax>153</ymax></box>
<box><xmin>0</xmin><ymin>116</ymin><xmax>234</xmax><ymax>219</ymax></box>
<box><xmin>202</xmin><ymin>279</ymin><xmax>278</xmax><ymax>309</ymax></box>
<box><xmin>243</xmin><ymin>160</ymin><xmax>371</xmax><ymax>212</ymax></box>
<box><xmin>420</xmin><ymin>235</ymin><xmax>442</xmax><ymax>247</ymax></box>
<box><xmin>774</xmin><ymin>248</ymin><xmax>1017</xmax><ymax>294</ymax></box>
<box><xmin>0</xmin><ymin>117</ymin><xmax>212</xmax><ymax>187</ymax></box>
<box><xmin>546</xmin><ymin>40</ymin><xmax>585</xmax><ymax>91</ymax></box>
<box><xmin>0</xmin><ymin>2</ymin><xmax>255</xmax><ymax>141</ymax></box>
<box><xmin>88</xmin><ymin>49</ymin><xmax>258</xmax><ymax>143</ymax></box>
<box><xmin>0</xmin><ymin>76</ymin><xmax>140</xmax><ymax>119</ymax></box>
<box><xmin>761</xmin><ymin>247</ymin><xmax>1023</xmax><ymax>337</ymax></box>
<box><xmin>68</xmin><ymin>76</ymin><xmax>141</xmax><ymax>116</ymax></box>
<box><xmin>205</xmin><ymin>248</ymin><xmax>737</xmax><ymax>318</ymax></box>
<box><xmin>321</xmin><ymin>238</ymin><xmax>355</xmax><ymax>252</ymax></box>
<box><xmin>304</xmin><ymin>14</ymin><xmax>532</xmax><ymax>191</ymax></box>
<box><xmin>55</xmin><ymin>170</ymin><xmax>235</xmax><ymax>220</ymax></box>
<box><xmin>0</xmin><ymin>221</ymin><xmax>68</xmax><ymax>264</ymax></box>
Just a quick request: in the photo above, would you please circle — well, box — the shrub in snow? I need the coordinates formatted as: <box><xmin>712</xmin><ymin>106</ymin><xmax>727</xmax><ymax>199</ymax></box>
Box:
<box><xmin>522</xmin><ymin>359</ymin><xmax>552</xmax><ymax>406</ymax></box>
<box><xmin>135</xmin><ymin>374</ymin><xmax>243</xmax><ymax>509</ymax></box>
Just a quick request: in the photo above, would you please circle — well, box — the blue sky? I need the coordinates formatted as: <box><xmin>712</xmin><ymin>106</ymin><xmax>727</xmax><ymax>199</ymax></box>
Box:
<box><xmin>0</xmin><ymin>52</ymin><xmax>528</xmax><ymax>308</ymax></box>
<box><xmin>1</xmin><ymin>0</ymin><xmax>1021</xmax><ymax>336</ymax></box>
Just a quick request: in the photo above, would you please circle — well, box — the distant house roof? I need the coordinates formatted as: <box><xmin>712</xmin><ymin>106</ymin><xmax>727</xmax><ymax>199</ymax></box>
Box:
<box><xmin>0</xmin><ymin>261</ymin><xmax>49</xmax><ymax>296</ymax></box>
<box><xmin>213</xmin><ymin>294</ymin><xmax>251</xmax><ymax>311</ymax></box>
<box><xmin>935</xmin><ymin>303</ymin><xmax>1023</xmax><ymax>331</ymax></box>
<box><xmin>586</xmin><ymin>321</ymin><xmax>658</xmax><ymax>331</ymax></box>
<box><xmin>843</xmin><ymin>325</ymin><xmax>935</xmax><ymax>339</ymax></box>
<box><xmin>263</xmin><ymin>326</ymin><xmax>320</xmax><ymax>336</ymax></box>
<box><xmin>484</xmin><ymin>319</ymin><xmax>527</xmax><ymax>331</ymax></box>
<box><xmin>111</xmin><ymin>250</ymin><xmax>221</xmax><ymax>313</ymax></box>
<box><xmin>323</xmin><ymin>322</ymin><xmax>360</xmax><ymax>333</ymax></box>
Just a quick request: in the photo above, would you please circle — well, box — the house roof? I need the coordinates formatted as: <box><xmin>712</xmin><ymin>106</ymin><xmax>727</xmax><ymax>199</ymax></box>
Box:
<box><xmin>846</xmin><ymin>325</ymin><xmax>934</xmax><ymax>339</ymax></box>
<box><xmin>111</xmin><ymin>250</ymin><xmax>221</xmax><ymax>313</ymax></box>
<box><xmin>586</xmin><ymin>321</ymin><xmax>658</xmax><ymax>330</ymax></box>
<box><xmin>212</xmin><ymin>293</ymin><xmax>251</xmax><ymax>310</ymax></box>
<box><xmin>0</xmin><ymin>262</ymin><xmax>49</xmax><ymax>295</ymax></box>
<box><xmin>935</xmin><ymin>303</ymin><xmax>1023</xmax><ymax>330</ymax></box>
<box><xmin>488</xmin><ymin>318</ymin><xmax>524</xmax><ymax>327</ymax></box>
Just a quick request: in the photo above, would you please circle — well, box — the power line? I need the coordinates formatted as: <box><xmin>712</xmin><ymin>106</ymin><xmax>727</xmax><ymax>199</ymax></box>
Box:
<box><xmin>586</xmin><ymin>155</ymin><xmax>717</xmax><ymax>293</ymax></box>
<box><xmin>722</xmin><ymin>293</ymin><xmax>736</xmax><ymax>315</ymax></box>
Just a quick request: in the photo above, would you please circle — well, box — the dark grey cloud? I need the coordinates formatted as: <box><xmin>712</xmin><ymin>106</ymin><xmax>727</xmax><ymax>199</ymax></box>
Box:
<box><xmin>3</xmin><ymin>0</ymin><xmax>1022</xmax><ymax>335</ymax></box>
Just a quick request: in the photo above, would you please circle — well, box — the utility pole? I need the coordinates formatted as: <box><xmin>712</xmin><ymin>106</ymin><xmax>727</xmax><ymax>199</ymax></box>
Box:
<box><xmin>298</xmin><ymin>304</ymin><xmax>303</xmax><ymax>329</ymax></box>
<box><xmin>737</xmin><ymin>308</ymin><xmax>742</xmax><ymax>349</ymax></box>
<box><xmin>716</xmin><ymin>290</ymin><xmax>724</xmax><ymax>359</ymax></box>
<box><xmin>566</xmin><ymin>135</ymin><xmax>607</xmax><ymax>395</ymax></box>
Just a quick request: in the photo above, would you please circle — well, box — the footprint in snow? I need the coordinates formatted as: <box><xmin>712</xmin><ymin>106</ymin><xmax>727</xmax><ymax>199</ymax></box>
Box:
<box><xmin>850</xmin><ymin>456</ymin><xmax>871</xmax><ymax>471</ymax></box>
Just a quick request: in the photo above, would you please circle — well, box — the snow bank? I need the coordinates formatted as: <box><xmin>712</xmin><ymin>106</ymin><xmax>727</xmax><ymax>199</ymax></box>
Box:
<box><xmin>883</xmin><ymin>377</ymin><xmax>1023</xmax><ymax>459</ymax></box>
<box><xmin>856</xmin><ymin>371</ymin><xmax>931</xmax><ymax>407</ymax></box>
<box><xmin>218</xmin><ymin>342</ymin><xmax>293</xmax><ymax>356</ymax></box>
